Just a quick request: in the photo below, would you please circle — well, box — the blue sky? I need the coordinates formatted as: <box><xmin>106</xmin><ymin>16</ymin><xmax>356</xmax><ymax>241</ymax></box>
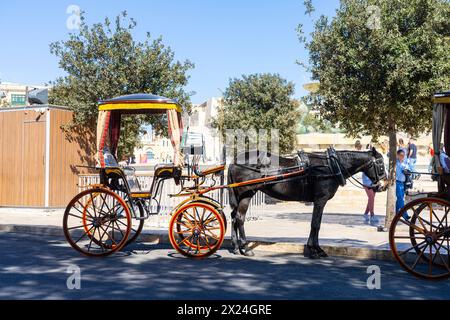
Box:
<box><xmin>0</xmin><ymin>0</ymin><xmax>339</xmax><ymax>103</ymax></box>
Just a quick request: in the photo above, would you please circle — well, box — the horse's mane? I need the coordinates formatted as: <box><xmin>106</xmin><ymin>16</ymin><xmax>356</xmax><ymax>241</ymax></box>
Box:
<box><xmin>300</xmin><ymin>149</ymin><xmax>372</xmax><ymax>159</ymax></box>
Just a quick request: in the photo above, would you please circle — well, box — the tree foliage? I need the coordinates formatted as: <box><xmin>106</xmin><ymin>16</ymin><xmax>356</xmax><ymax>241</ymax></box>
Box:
<box><xmin>212</xmin><ymin>73</ymin><xmax>301</xmax><ymax>154</ymax></box>
<box><xmin>303</xmin><ymin>0</ymin><xmax>450</xmax><ymax>139</ymax></box>
<box><xmin>49</xmin><ymin>11</ymin><xmax>194</xmax><ymax>158</ymax></box>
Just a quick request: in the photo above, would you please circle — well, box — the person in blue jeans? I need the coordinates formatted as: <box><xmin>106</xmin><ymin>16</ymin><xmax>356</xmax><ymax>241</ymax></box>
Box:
<box><xmin>407</xmin><ymin>138</ymin><xmax>417</xmax><ymax>174</ymax></box>
<box><xmin>396</xmin><ymin>149</ymin><xmax>411</xmax><ymax>219</ymax></box>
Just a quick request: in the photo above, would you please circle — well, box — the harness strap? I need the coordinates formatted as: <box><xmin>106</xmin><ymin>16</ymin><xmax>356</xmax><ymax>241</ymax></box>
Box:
<box><xmin>327</xmin><ymin>148</ymin><xmax>346</xmax><ymax>186</ymax></box>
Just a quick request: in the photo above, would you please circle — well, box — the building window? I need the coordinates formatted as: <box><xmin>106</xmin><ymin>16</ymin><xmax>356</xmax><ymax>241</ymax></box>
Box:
<box><xmin>11</xmin><ymin>94</ymin><xmax>26</xmax><ymax>106</ymax></box>
<box><xmin>146</xmin><ymin>150</ymin><xmax>155</xmax><ymax>160</ymax></box>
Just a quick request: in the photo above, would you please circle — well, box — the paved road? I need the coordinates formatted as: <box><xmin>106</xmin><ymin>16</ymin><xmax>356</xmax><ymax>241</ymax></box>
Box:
<box><xmin>1</xmin><ymin>232</ymin><xmax>450</xmax><ymax>300</ymax></box>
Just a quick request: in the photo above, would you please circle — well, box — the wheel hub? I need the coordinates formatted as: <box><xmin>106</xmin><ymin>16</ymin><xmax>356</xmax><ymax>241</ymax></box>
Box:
<box><xmin>92</xmin><ymin>217</ymin><xmax>102</xmax><ymax>227</ymax></box>
<box><xmin>93</xmin><ymin>216</ymin><xmax>110</xmax><ymax>227</ymax></box>
<box><xmin>425</xmin><ymin>233</ymin><xmax>437</xmax><ymax>245</ymax></box>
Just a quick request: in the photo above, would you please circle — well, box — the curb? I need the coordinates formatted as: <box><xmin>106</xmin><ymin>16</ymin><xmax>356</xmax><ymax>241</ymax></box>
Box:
<box><xmin>0</xmin><ymin>224</ymin><xmax>395</xmax><ymax>262</ymax></box>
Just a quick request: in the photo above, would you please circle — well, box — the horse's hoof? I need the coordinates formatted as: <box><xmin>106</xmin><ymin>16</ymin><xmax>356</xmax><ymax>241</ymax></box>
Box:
<box><xmin>309</xmin><ymin>253</ymin><xmax>321</xmax><ymax>259</ymax></box>
<box><xmin>318</xmin><ymin>249</ymin><xmax>328</xmax><ymax>258</ymax></box>
<box><xmin>244</xmin><ymin>249</ymin><xmax>255</xmax><ymax>257</ymax></box>
<box><xmin>303</xmin><ymin>246</ymin><xmax>312</xmax><ymax>258</ymax></box>
<box><xmin>304</xmin><ymin>250</ymin><xmax>320</xmax><ymax>259</ymax></box>
<box><xmin>231</xmin><ymin>248</ymin><xmax>240</xmax><ymax>255</ymax></box>
<box><xmin>304</xmin><ymin>245</ymin><xmax>321</xmax><ymax>259</ymax></box>
<box><xmin>238</xmin><ymin>248</ymin><xmax>254</xmax><ymax>256</ymax></box>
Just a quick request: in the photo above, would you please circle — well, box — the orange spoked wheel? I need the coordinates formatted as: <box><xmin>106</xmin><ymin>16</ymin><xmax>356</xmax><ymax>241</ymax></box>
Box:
<box><xmin>390</xmin><ymin>197</ymin><xmax>450</xmax><ymax>280</ymax></box>
<box><xmin>63</xmin><ymin>188</ymin><xmax>132</xmax><ymax>257</ymax></box>
<box><xmin>83</xmin><ymin>190</ymin><xmax>145</xmax><ymax>247</ymax></box>
<box><xmin>169</xmin><ymin>202</ymin><xmax>225</xmax><ymax>258</ymax></box>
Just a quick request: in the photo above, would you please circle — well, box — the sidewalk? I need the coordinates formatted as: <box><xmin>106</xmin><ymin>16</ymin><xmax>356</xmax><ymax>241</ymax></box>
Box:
<box><xmin>0</xmin><ymin>201</ymin><xmax>394</xmax><ymax>261</ymax></box>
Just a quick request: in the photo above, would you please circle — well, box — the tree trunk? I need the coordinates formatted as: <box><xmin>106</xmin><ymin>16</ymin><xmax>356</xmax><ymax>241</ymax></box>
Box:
<box><xmin>385</xmin><ymin>122</ymin><xmax>397</xmax><ymax>228</ymax></box>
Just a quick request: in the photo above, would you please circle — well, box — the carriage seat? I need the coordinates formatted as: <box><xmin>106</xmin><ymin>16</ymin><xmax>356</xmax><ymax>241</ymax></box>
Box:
<box><xmin>154</xmin><ymin>163</ymin><xmax>182</xmax><ymax>179</ymax></box>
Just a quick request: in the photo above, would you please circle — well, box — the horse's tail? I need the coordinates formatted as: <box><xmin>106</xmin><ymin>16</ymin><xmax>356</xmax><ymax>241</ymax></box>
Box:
<box><xmin>227</xmin><ymin>164</ymin><xmax>239</xmax><ymax>210</ymax></box>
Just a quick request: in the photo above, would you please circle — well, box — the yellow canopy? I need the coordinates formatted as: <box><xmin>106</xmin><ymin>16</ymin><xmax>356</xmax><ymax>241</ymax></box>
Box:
<box><xmin>435</xmin><ymin>96</ymin><xmax>450</xmax><ymax>104</ymax></box>
<box><xmin>98</xmin><ymin>93</ymin><xmax>182</xmax><ymax>113</ymax></box>
<box><xmin>434</xmin><ymin>92</ymin><xmax>450</xmax><ymax>104</ymax></box>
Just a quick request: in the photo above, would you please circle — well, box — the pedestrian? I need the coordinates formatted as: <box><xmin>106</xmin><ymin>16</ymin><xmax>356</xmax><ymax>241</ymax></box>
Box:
<box><xmin>119</xmin><ymin>155</ymin><xmax>128</xmax><ymax>167</ymax></box>
<box><xmin>355</xmin><ymin>140</ymin><xmax>362</xmax><ymax>151</ymax></box>
<box><xmin>439</xmin><ymin>143</ymin><xmax>450</xmax><ymax>173</ymax></box>
<box><xmin>378</xmin><ymin>139</ymin><xmax>389</xmax><ymax>168</ymax></box>
<box><xmin>398</xmin><ymin>138</ymin><xmax>407</xmax><ymax>154</ymax></box>
<box><xmin>429</xmin><ymin>142</ymin><xmax>435</xmax><ymax>157</ymax></box>
<box><xmin>396</xmin><ymin>149</ymin><xmax>411</xmax><ymax>219</ymax></box>
<box><xmin>362</xmin><ymin>144</ymin><xmax>378</xmax><ymax>224</ymax></box>
<box><xmin>407</xmin><ymin>138</ymin><xmax>418</xmax><ymax>173</ymax></box>
<box><xmin>428</xmin><ymin>142</ymin><xmax>434</xmax><ymax>173</ymax></box>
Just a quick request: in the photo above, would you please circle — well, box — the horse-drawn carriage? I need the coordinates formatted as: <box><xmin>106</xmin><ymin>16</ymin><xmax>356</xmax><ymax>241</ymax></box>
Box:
<box><xmin>63</xmin><ymin>94</ymin><xmax>229</xmax><ymax>258</ymax></box>
<box><xmin>62</xmin><ymin>93</ymin><xmax>306</xmax><ymax>259</ymax></box>
<box><xmin>389</xmin><ymin>91</ymin><xmax>450</xmax><ymax>280</ymax></box>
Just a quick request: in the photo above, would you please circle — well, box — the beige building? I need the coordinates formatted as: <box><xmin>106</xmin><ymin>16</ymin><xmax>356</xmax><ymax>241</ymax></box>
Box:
<box><xmin>133</xmin><ymin>127</ymin><xmax>174</xmax><ymax>168</ymax></box>
<box><xmin>185</xmin><ymin>97</ymin><xmax>223</xmax><ymax>163</ymax></box>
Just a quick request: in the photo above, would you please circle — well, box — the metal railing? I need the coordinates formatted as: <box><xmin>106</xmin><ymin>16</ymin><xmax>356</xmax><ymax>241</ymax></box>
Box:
<box><xmin>78</xmin><ymin>172</ymin><xmax>265</xmax><ymax>227</ymax></box>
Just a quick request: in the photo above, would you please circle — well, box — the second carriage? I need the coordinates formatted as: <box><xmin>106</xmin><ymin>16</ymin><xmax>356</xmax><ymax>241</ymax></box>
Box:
<box><xmin>389</xmin><ymin>91</ymin><xmax>450</xmax><ymax>280</ymax></box>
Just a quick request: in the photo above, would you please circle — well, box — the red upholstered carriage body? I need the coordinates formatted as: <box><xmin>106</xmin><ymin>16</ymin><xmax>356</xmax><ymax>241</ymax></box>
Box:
<box><xmin>96</xmin><ymin>93</ymin><xmax>184</xmax><ymax>168</ymax></box>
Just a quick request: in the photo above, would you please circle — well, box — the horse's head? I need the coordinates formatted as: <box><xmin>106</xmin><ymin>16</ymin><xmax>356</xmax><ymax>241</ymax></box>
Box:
<box><xmin>363</xmin><ymin>147</ymin><xmax>387</xmax><ymax>192</ymax></box>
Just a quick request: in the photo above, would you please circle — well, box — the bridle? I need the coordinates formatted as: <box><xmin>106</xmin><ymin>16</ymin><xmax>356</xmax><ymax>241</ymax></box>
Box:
<box><xmin>334</xmin><ymin>154</ymin><xmax>386</xmax><ymax>191</ymax></box>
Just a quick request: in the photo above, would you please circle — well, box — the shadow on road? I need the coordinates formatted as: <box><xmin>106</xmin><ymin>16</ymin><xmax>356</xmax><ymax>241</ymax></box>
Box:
<box><xmin>0</xmin><ymin>232</ymin><xmax>449</xmax><ymax>300</ymax></box>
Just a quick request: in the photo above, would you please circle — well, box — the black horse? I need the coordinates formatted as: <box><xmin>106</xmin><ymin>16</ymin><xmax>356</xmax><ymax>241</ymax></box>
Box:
<box><xmin>228</xmin><ymin>148</ymin><xmax>386</xmax><ymax>258</ymax></box>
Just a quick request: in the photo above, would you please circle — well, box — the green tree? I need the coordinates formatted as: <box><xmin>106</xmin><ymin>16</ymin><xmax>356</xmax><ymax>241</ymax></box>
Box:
<box><xmin>212</xmin><ymin>73</ymin><xmax>300</xmax><ymax>154</ymax></box>
<box><xmin>299</xmin><ymin>0</ymin><xmax>450</xmax><ymax>226</ymax></box>
<box><xmin>49</xmin><ymin>11</ymin><xmax>194</xmax><ymax>158</ymax></box>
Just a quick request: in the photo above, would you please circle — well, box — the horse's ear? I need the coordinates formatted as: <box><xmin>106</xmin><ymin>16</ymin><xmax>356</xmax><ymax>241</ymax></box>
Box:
<box><xmin>371</xmin><ymin>146</ymin><xmax>377</xmax><ymax>155</ymax></box>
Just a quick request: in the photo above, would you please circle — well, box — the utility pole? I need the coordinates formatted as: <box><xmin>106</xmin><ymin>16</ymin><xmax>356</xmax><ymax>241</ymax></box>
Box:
<box><xmin>24</xmin><ymin>86</ymin><xmax>29</xmax><ymax>106</ymax></box>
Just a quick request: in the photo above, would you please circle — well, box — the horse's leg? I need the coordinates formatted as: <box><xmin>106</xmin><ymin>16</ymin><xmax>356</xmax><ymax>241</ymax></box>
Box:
<box><xmin>230</xmin><ymin>206</ymin><xmax>240</xmax><ymax>254</ymax></box>
<box><xmin>235</xmin><ymin>196</ymin><xmax>254</xmax><ymax>256</ymax></box>
<box><xmin>312</xmin><ymin>205</ymin><xmax>329</xmax><ymax>258</ymax></box>
<box><xmin>304</xmin><ymin>197</ymin><xmax>328</xmax><ymax>259</ymax></box>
